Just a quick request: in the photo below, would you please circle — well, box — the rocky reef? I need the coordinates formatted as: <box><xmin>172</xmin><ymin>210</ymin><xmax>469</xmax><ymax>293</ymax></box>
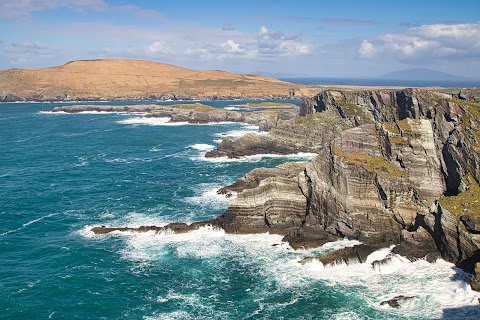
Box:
<box><xmin>89</xmin><ymin>88</ymin><xmax>480</xmax><ymax>290</ymax></box>
<box><xmin>51</xmin><ymin>102</ymin><xmax>298</xmax><ymax>131</ymax></box>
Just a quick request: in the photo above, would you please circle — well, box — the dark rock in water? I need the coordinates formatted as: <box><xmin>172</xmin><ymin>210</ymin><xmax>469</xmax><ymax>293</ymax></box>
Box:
<box><xmin>371</xmin><ymin>253</ymin><xmax>396</xmax><ymax>270</ymax></box>
<box><xmin>90</xmin><ymin>219</ymin><xmax>221</xmax><ymax>235</ymax></box>
<box><xmin>300</xmin><ymin>244</ymin><xmax>380</xmax><ymax>265</ymax></box>
<box><xmin>380</xmin><ymin>295</ymin><xmax>414</xmax><ymax>308</ymax></box>
<box><xmin>282</xmin><ymin>226</ymin><xmax>340</xmax><ymax>250</ymax></box>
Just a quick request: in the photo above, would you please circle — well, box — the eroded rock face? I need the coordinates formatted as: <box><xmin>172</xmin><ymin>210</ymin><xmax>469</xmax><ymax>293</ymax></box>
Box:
<box><xmin>219</xmin><ymin>162</ymin><xmax>308</xmax><ymax>234</ymax></box>
<box><xmin>88</xmin><ymin>88</ymin><xmax>480</xmax><ymax>290</ymax></box>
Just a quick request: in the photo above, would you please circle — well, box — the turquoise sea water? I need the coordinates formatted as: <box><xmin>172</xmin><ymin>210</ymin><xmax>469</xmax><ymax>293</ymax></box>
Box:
<box><xmin>1</xmin><ymin>101</ymin><xmax>479</xmax><ymax>320</ymax></box>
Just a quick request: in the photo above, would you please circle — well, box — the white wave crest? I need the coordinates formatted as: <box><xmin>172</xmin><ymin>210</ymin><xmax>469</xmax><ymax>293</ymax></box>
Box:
<box><xmin>118</xmin><ymin>117</ymin><xmax>189</xmax><ymax>126</ymax></box>
<box><xmin>194</xmin><ymin>152</ymin><xmax>318</xmax><ymax>163</ymax></box>
<box><xmin>189</xmin><ymin>144</ymin><xmax>216</xmax><ymax>152</ymax></box>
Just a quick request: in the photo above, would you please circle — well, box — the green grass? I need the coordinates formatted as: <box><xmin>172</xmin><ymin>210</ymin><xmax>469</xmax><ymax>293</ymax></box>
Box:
<box><xmin>382</xmin><ymin>122</ymin><xmax>400</xmax><ymax>134</ymax></box>
<box><xmin>439</xmin><ymin>173</ymin><xmax>480</xmax><ymax>219</ymax></box>
<box><xmin>333</xmin><ymin>148</ymin><xmax>409</xmax><ymax>179</ymax></box>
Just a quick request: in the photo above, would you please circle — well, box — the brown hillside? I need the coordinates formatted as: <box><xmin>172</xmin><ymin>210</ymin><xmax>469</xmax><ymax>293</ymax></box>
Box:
<box><xmin>0</xmin><ymin>59</ymin><xmax>319</xmax><ymax>100</ymax></box>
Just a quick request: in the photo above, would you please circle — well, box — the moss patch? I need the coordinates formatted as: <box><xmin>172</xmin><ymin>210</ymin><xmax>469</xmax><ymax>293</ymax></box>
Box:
<box><xmin>397</xmin><ymin>119</ymin><xmax>412</xmax><ymax>132</ymax></box>
<box><xmin>382</xmin><ymin>122</ymin><xmax>400</xmax><ymax>134</ymax></box>
<box><xmin>333</xmin><ymin>148</ymin><xmax>409</xmax><ymax>179</ymax></box>
<box><xmin>337</xmin><ymin>97</ymin><xmax>373</xmax><ymax>124</ymax></box>
<box><xmin>439</xmin><ymin>173</ymin><xmax>480</xmax><ymax>219</ymax></box>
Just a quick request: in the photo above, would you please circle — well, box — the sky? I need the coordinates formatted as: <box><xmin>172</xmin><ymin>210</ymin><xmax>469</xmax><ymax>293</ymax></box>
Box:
<box><xmin>0</xmin><ymin>0</ymin><xmax>479</xmax><ymax>78</ymax></box>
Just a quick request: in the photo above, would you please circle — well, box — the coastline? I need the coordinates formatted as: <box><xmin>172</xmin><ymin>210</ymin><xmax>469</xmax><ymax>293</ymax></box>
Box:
<box><xmin>80</xmin><ymin>87</ymin><xmax>480</xmax><ymax>296</ymax></box>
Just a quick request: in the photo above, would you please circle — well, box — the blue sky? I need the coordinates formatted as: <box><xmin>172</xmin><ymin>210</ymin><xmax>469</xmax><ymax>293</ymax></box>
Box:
<box><xmin>1</xmin><ymin>0</ymin><xmax>479</xmax><ymax>77</ymax></box>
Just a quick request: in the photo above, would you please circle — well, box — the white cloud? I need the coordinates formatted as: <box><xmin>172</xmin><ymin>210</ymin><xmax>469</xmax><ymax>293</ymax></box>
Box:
<box><xmin>0</xmin><ymin>40</ymin><xmax>59</xmax><ymax>67</ymax></box>
<box><xmin>358</xmin><ymin>40</ymin><xmax>376</xmax><ymax>59</ymax></box>
<box><xmin>359</xmin><ymin>23</ymin><xmax>480</xmax><ymax>62</ymax></box>
<box><xmin>184</xmin><ymin>26</ymin><xmax>311</xmax><ymax>61</ymax></box>
<box><xmin>0</xmin><ymin>0</ymin><xmax>157</xmax><ymax>19</ymax></box>
<box><xmin>220</xmin><ymin>40</ymin><xmax>241</xmax><ymax>53</ymax></box>
<box><xmin>147</xmin><ymin>41</ymin><xmax>172</xmax><ymax>55</ymax></box>
<box><xmin>257</xmin><ymin>26</ymin><xmax>311</xmax><ymax>56</ymax></box>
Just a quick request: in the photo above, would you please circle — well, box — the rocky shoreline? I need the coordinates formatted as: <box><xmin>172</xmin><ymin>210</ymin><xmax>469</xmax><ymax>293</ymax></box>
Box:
<box><xmin>50</xmin><ymin>102</ymin><xmax>299</xmax><ymax>132</ymax></box>
<box><xmin>84</xmin><ymin>88</ymin><xmax>480</xmax><ymax>292</ymax></box>
<box><xmin>1</xmin><ymin>93</ymin><xmax>300</xmax><ymax>103</ymax></box>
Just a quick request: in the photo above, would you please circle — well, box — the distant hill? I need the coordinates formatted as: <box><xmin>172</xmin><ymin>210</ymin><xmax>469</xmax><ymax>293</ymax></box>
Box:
<box><xmin>0</xmin><ymin>59</ymin><xmax>318</xmax><ymax>101</ymax></box>
<box><xmin>380</xmin><ymin>68</ymin><xmax>470</xmax><ymax>81</ymax></box>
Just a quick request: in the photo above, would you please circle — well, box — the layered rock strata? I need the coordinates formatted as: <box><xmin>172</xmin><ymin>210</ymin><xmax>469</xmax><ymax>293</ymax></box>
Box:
<box><xmin>90</xmin><ymin>88</ymin><xmax>480</xmax><ymax>289</ymax></box>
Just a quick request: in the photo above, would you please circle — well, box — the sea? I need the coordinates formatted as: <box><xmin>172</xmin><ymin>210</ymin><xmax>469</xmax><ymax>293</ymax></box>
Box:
<box><xmin>1</xmin><ymin>100</ymin><xmax>480</xmax><ymax>320</ymax></box>
<box><xmin>281</xmin><ymin>77</ymin><xmax>480</xmax><ymax>88</ymax></box>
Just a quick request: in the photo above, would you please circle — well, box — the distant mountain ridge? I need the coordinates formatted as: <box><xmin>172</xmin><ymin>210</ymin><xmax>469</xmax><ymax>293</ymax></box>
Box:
<box><xmin>380</xmin><ymin>68</ymin><xmax>470</xmax><ymax>81</ymax></box>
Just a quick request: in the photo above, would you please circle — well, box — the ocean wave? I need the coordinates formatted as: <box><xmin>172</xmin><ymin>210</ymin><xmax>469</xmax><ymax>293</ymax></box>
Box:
<box><xmin>104</xmin><ymin>157</ymin><xmax>153</xmax><ymax>164</ymax></box>
<box><xmin>118</xmin><ymin>117</ymin><xmax>188</xmax><ymax>126</ymax></box>
<box><xmin>192</xmin><ymin>152</ymin><xmax>318</xmax><ymax>163</ymax></box>
<box><xmin>99</xmin><ymin>226</ymin><xmax>480</xmax><ymax>318</ymax></box>
<box><xmin>189</xmin><ymin>144</ymin><xmax>216</xmax><ymax>152</ymax></box>
<box><xmin>183</xmin><ymin>184</ymin><xmax>234</xmax><ymax>210</ymax></box>
<box><xmin>39</xmin><ymin>110</ymin><xmax>146</xmax><ymax>115</ymax></box>
<box><xmin>118</xmin><ymin>116</ymin><xmax>238</xmax><ymax>127</ymax></box>
<box><xmin>224</xmin><ymin>106</ymin><xmax>241</xmax><ymax>111</ymax></box>
<box><xmin>214</xmin><ymin>127</ymin><xmax>264</xmax><ymax>139</ymax></box>
<box><xmin>0</xmin><ymin>212</ymin><xmax>63</xmax><ymax>237</ymax></box>
<box><xmin>302</xmin><ymin>247</ymin><xmax>480</xmax><ymax>318</ymax></box>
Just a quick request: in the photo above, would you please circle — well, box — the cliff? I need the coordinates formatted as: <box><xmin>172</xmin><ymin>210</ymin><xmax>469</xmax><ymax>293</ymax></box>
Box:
<box><xmin>215</xmin><ymin>87</ymin><xmax>480</xmax><ymax>279</ymax></box>
<box><xmin>0</xmin><ymin>59</ymin><xmax>319</xmax><ymax>101</ymax></box>
<box><xmin>89</xmin><ymin>87</ymin><xmax>480</xmax><ymax>289</ymax></box>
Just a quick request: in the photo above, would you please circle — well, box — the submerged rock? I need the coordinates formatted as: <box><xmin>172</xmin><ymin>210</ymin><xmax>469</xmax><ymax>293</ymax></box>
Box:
<box><xmin>380</xmin><ymin>295</ymin><xmax>415</xmax><ymax>308</ymax></box>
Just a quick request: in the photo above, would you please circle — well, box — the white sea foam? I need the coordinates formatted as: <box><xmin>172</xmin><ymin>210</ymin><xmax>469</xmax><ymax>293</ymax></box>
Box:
<box><xmin>302</xmin><ymin>247</ymin><xmax>480</xmax><ymax>318</ymax></box>
<box><xmin>118</xmin><ymin>117</ymin><xmax>189</xmax><ymax>126</ymax></box>
<box><xmin>82</xmin><ymin>212</ymin><xmax>480</xmax><ymax>319</ymax></box>
<box><xmin>215</xmin><ymin>128</ymin><xmax>264</xmax><ymax>139</ymax></box>
<box><xmin>194</xmin><ymin>152</ymin><xmax>318</xmax><ymax>163</ymax></box>
<box><xmin>118</xmin><ymin>116</ymin><xmax>238</xmax><ymax>127</ymax></box>
<box><xmin>39</xmin><ymin>110</ymin><xmax>146</xmax><ymax>115</ymax></box>
<box><xmin>184</xmin><ymin>185</ymin><xmax>234</xmax><ymax>211</ymax></box>
<box><xmin>189</xmin><ymin>144</ymin><xmax>216</xmax><ymax>152</ymax></box>
<box><xmin>104</xmin><ymin>157</ymin><xmax>153</xmax><ymax>164</ymax></box>
<box><xmin>112</xmin><ymin>227</ymin><xmax>479</xmax><ymax>318</ymax></box>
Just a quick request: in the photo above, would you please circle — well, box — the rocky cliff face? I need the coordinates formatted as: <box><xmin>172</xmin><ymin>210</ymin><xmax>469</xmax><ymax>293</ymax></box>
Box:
<box><xmin>215</xmin><ymin>88</ymin><xmax>480</xmax><ymax>282</ymax></box>
<box><xmin>89</xmin><ymin>87</ymin><xmax>480</xmax><ymax>289</ymax></box>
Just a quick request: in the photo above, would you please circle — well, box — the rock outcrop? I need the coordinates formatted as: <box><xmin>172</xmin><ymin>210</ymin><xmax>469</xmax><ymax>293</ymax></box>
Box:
<box><xmin>51</xmin><ymin>103</ymin><xmax>297</xmax><ymax>130</ymax></box>
<box><xmin>89</xmin><ymin>87</ymin><xmax>480</xmax><ymax>290</ymax></box>
<box><xmin>213</xmin><ymin>87</ymin><xmax>480</xmax><ymax>284</ymax></box>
